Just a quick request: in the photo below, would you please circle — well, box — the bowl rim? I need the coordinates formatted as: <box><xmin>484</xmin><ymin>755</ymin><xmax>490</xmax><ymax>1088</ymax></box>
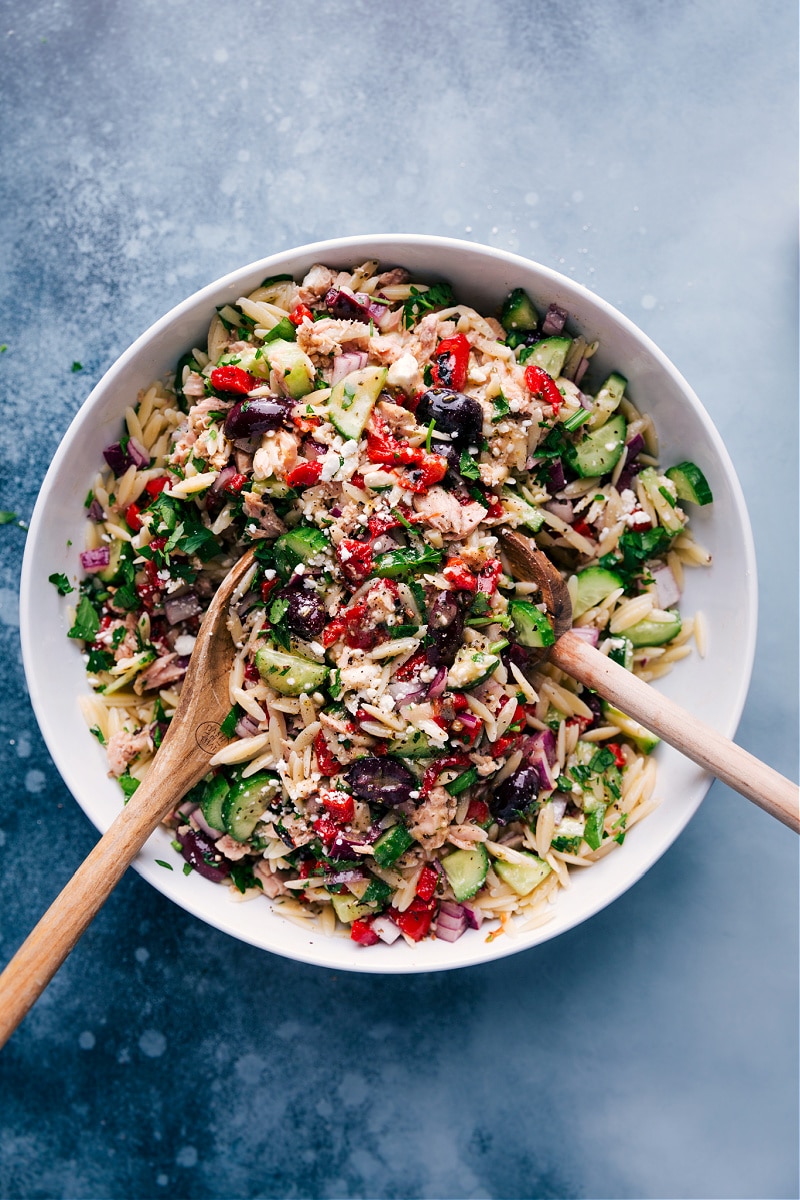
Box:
<box><xmin>19</xmin><ymin>233</ymin><xmax>758</xmax><ymax>973</ymax></box>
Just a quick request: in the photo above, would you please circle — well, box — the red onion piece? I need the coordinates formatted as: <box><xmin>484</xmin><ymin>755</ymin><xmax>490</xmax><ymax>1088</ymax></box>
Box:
<box><xmin>192</xmin><ymin>808</ymin><xmax>223</xmax><ymax>841</ymax></box>
<box><xmin>372</xmin><ymin>915</ymin><xmax>402</xmax><ymax>944</ymax></box>
<box><xmin>544</xmin><ymin>499</ymin><xmax>574</xmax><ymax>524</ymax></box>
<box><xmin>461</xmin><ymin>904</ymin><xmax>483</xmax><ymax>930</ymax></box>
<box><xmin>435</xmin><ymin>900</ymin><xmax>468</xmax><ymax>942</ymax></box>
<box><xmin>575</xmin><ymin>358</ymin><xmax>591</xmax><ymax>387</ymax></box>
<box><xmin>235</xmin><ymin>714</ymin><xmax>262</xmax><ymax>739</ymax></box>
<box><xmin>570</xmin><ymin>626</ymin><xmax>600</xmax><ymax>647</ymax></box>
<box><xmin>548</xmin><ymin>459</ymin><xmax>567</xmax><ymax>492</ymax></box>
<box><xmin>456</xmin><ymin>710</ymin><xmax>482</xmax><ymax>741</ymax></box>
<box><xmin>80</xmin><ymin>546</ymin><xmax>111</xmax><ymax>573</ymax></box>
<box><xmin>324</xmin><ymin>868</ymin><xmax>365</xmax><ymax>886</ymax></box>
<box><xmin>164</xmin><ymin>592</ymin><xmax>203</xmax><ymax>626</ymax></box>
<box><xmin>541</xmin><ymin>303</ymin><xmax>568</xmax><ymax>336</ymax></box>
<box><xmin>127</xmin><ymin>437</ymin><xmax>150</xmax><ymax>468</ymax></box>
<box><xmin>87</xmin><ymin>498</ymin><xmax>105</xmax><ymax>522</ymax></box>
<box><xmin>102</xmin><ymin>442</ymin><xmax>130</xmax><ymax>476</ymax></box>
<box><xmin>650</xmin><ymin>563</ymin><xmax>681</xmax><ymax>609</ymax></box>
<box><xmin>331</xmin><ymin>350</ymin><xmax>369</xmax><ymax>385</ymax></box>
<box><xmin>427</xmin><ymin>667</ymin><xmax>448</xmax><ymax>699</ymax></box>
<box><xmin>578</xmin><ymin>388</ymin><xmax>593</xmax><ymax>409</ymax></box>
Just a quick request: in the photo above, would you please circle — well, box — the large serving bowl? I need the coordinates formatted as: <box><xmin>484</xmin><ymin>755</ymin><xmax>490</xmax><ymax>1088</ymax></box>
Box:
<box><xmin>20</xmin><ymin>235</ymin><xmax>757</xmax><ymax>973</ymax></box>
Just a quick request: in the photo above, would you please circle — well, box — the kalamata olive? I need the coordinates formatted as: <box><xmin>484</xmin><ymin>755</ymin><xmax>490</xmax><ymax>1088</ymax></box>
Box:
<box><xmin>489</xmin><ymin>765</ymin><xmax>543</xmax><ymax>825</ymax></box>
<box><xmin>327</xmin><ymin>832</ymin><xmax>361</xmax><ymax>861</ymax></box>
<box><xmin>177</xmin><ymin>827</ymin><xmax>231</xmax><ymax>882</ymax></box>
<box><xmin>426</xmin><ymin>591</ymin><xmax>465</xmax><ymax>668</ymax></box>
<box><xmin>415</xmin><ymin>389</ymin><xmax>483</xmax><ymax>448</ymax></box>
<box><xmin>345</xmin><ymin>756</ymin><xmax>416</xmax><ymax>807</ymax></box>
<box><xmin>284</xmin><ymin>586</ymin><xmax>327</xmax><ymax>640</ymax></box>
<box><xmin>223</xmin><ymin>395</ymin><xmax>291</xmax><ymax>438</ymax></box>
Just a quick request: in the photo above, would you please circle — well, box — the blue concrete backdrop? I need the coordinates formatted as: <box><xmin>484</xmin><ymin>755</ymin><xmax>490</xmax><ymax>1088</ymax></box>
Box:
<box><xmin>0</xmin><ymin>2</ymin><xmax>797</xmax><ymax>1197</ymax></box>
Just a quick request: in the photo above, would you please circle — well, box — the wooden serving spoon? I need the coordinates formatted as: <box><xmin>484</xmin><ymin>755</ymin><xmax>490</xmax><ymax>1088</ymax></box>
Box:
<box><xmin>0</xmin><ymin>548</ymin><xmax>257</xmax><ymax>1050</ymax></box>
<box><xmin>500</xmin><ymin>530</ymin><xmax>798</xmax><ymax>833</ymax></box>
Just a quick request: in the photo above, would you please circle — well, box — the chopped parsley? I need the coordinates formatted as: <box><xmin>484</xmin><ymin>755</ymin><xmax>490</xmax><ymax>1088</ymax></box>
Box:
<box><xmin>0</xmin><ymin>511</ymin><xmax>17</xmax><ymax>525</ymax></box>
<box><xmin>71</xmin><ymin>361</ymin><xmax>83</xmax><ymax>372</ymax></box>
<box><xmin>119</xmin><ymin>772</ymin><xmax>140</xmax><ymax>801</ymax></box>
<box><xmin>492</xmin><ymin>394</ymin><xmax>511</xmax><ymax>421</ymax></box>
<box><xmin>458</xmin><ymin>451</ymin><xmax>481</xmax><ymax>480</ymax></box>
<box><xmin>67</xmin><ymin>594</ymin><xmax>100</xmax><ymax>641</ymax></box>
<box><xmin>48</xmin><ymin>572</ymin><xmax>74</xmax><ymax>595</ymax></box>
<box><xmin>89</xmin><ymin>725</ymin><xmax>106</xmax><ymax>746</ymax></box>
<box><xmin>402</xmin><ymin>282</ymin><xmax>454</xmax><ymax>328</ymax></box>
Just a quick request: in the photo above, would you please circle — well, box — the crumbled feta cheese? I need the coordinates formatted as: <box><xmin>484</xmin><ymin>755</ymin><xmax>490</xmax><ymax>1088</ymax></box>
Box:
<box><xmin>386</xmin><ymin>352</ymin><xmax>420</xmax><ymax>393</ymax></box>
<box><xmin>174</xmin><ymin>634</ymin><xmax>197</xmax><ymax>655</ymax></box>
<box><xmin>320</xmin><ymin>450</ymin><xmax>342</xmax><ymax>482</ymax></box>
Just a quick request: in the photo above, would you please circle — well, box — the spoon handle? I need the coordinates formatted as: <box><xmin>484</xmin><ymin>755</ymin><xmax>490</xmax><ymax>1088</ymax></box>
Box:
<box><xmin>552</xmin><ymin>631</ymin><xmax>799</xmax><ymax>832</ymax></box>
<box><xmin>0</xmin><ymin>738</ymin><xmax>205</xmax><ymax>1051</ymax></box>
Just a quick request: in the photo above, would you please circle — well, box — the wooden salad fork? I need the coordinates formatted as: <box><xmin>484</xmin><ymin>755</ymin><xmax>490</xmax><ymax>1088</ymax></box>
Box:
<box><xmin>0</xmin><ymin>549</ymin><xmax>256</xmax><ymax>1050</ymax></box>
<box><xmin>499</xmin><ymin>530</ymin><xmax>798</xmax><ymax>833</ymax></box>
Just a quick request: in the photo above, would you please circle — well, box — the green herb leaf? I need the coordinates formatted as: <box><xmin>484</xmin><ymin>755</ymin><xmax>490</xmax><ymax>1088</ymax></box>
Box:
<box><xmin>71</xmin><ymin>361</ymin><xmax>83</xmax><ymax>372</ymax></box>
<box><xmin>68</xmin><ymin>594</ymin><xmax>100</xmax><ymax>641</ymax></box>
<box><xmin>588</xmin><ymin>747</ymin><xmax>616</xmax><ymax>773</ymax></box>
<box><xmin>89</xmin><ymin>725</ymin><xmax>106</xmax><ymax>746</ymax></box>
<box><xmin>49</xmin><ymin>572</ymin><xmax>74</xmax><ymax>595</ymax></box>
<box><xmin>0</xmin><ymin>511</ymin><xmax>17</xmax><ymax>525</ymax></box>
<box><xmin>402</xmin><ymin>282</ymin><xmax>454</xmax><ymax>328</ymax></box>
<box><xmin>458</xmin><ymin>451</ymin><xmax>481</xmax><ymax>480</ymax></box>
<box><xmin>119</xmin><ymin>773</ymin><xmax>140</xmax><ymax>800</ymax></box>
<box><xmin>492</xmin><ymin>394</ymin><xmax>511</xmax><ymax>421</ymax></box>
<box><xmin>219</xmin><ymin>707</ymin><xmax>240</xmax><ymax>738</ymax></box>
<box><xmin>583</xmin><ymin>806</ymin><xmax>606</xmax><ymax>851</ymax></box>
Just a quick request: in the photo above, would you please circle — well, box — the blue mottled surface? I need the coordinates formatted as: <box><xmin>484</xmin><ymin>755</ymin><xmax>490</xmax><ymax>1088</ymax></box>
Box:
<box><xmin>0</xmin><ymin>2</ymin><xmax>797</xmax><ymax>1197</ymax></box>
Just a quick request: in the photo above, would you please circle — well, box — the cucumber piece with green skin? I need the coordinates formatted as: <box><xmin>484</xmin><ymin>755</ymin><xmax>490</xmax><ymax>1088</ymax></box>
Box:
<box><xmin>625</xmin><ymin>611</ymin><xmax>681</xmax><ymax>648</ymax></box>
<box><xmin>606</xmin><ymin>636</ymin><xmax>634</xmax><ymax>671</ymax></box>
<box><xmin>551</xmin><ymin>814</ymin><xmax>586</xmax><ymax>855</ymax></box>
<box><xmin>493</xmin><ymin>851</ymin><xmax>551</xmax><ymax>897</ymax></box>
<box><xmin>565</xmin><ymin>412</ymin><xmax>627</xmax><ymax>479</ymax></box>
<box><xmin>222</xmin><ymin>771</ymin><xmax>281</xmax><ymax>842</ymax></box>
<box><xmin>102</xmin><ymin>649</ymin><xmax>156</xmax><ymax>695</ymax></box>
<box><xmin>386</xmin><ymin>729</ymin><xmax>434</xmax><ymax>759</ymax></box>
<box><xmin>501</xmin><ymin>288</ymin><xmax>539</xmax><ymax>332</ymax></box>
<box><xmin>255</xmin><ymin>646</ymin><xmax>329</xmax><ymax>696</ymax></box>
<box><xmin>441</xmin><ymin>844</ymin><xmax>489</xmax><ymax>902</ymax></box>
<box><xmin>665</xmin><ymin>461</ymin><xmax>713</xmax><ymax>506</ymax></box>
<box><xmin>522</xmin><ymin>335</ymin><xmax>572</xmax><ymax>377</ymax></box>
<box><xmin>499</xmin><ymin>488</ymin><xmax>545</xmax><ymax>532</ymax></box>
<box><xmin>201</xmin><ymin>775</ymin><xmax>230</xmax><ymax>833</ymax></box>
<box><xmin>328</xmin><ymin>366</ymin><xmax>388</xmax><ymax>441</ymax></box>
<box><xmin>264</xmin><ymin>339</ymin><xmax>315</xmax><ymax>399</ymax></box>
<box><xmin>601</xmin><ymin>701</ymin><xmax>660</xmax><ymax>753</ymax></box>
<box><xmin>573</xmin><ymin>565</ymin><xmax>624</xmax><ymax>618</ymax></box>
<box><xmin>330</xmin><ymin>892</ymin><xmax>375</xmax><ymax>925</ymax></box>
<box><xmin>509</xmin><ymin>599</ymin><xmax>555</xmax><ymax>648</ymax></box>
<box><xmin>273</xmin><ymin>526</ymin><xmax>330</xmax><ymax>578</ymax></box>
<box><xmin>372</xmin><ymin>824</ymin><xmax>414</xmax><ymax>867</ymax></box>
<box><xmin>446</xmin><ymin>636</ymin><xmax>501</xmax><ymax>690</ymax></box>
<box><xmin>97</xmin><ymin>540</ymin><xmax>124</xmax><ymax>584</ymax></box>
<box><xmin>587</xmin><ymin>372</ymin><xmax>627</xmax><ymax>429</ymax></box>
<box><xmin>637</xmin><ymin>467</ymin><xmax>684</xmax><ymax>535</ymax></box>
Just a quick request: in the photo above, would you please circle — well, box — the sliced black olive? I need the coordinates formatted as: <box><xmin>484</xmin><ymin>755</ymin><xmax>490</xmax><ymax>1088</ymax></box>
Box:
<box><xmin>223</xmin><ymin>396</ymin><xmax>291</xmax><ymax>438</ymax></box>
<box><xmin>345</xmin><ymin>756</ymin><xmax>416</xmax><ymax>807</ymax></box>
<box><xmin>415</xmin><ymin>389</ymin><xmax>483</xmax><ymax>448</ymax></box>
<box><xmin>489</xmin><ymin>765</ymin><xmax>543</xmax><ymax>826</ymax></box>
<box><xmin>426</xmin><ymin>590</ymin><xmax>465</xmax><ymax>669</ymax></box>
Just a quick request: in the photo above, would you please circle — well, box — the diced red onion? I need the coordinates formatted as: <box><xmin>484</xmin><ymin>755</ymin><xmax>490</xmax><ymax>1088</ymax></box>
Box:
<box><xmin>461</xmin><ymin>904</ymin><xmax>483</xmax><ymax>930</ymax></box>
<box><xmin>650</xmin><ymin>563</ymin><xmax>681</xmax><ymax>609</ymax></box>
<box><xmin>164</xmin><ymin>592</ymin><xmax>203</xmax><ymax>626</ymax></box>
<box><xmin>331</xmin><ymin>349</ymin><xmax>369</xmax><ymax>385</ymax></box>
<box><xmin>456</xmin><ymin>710</ymin><xmax>482</xmax><ymax>741</ymax></box>
<box><xmin>127</xmin><ymin>437</ymin><xmax>150</xmax><ymax>468</ymax></box>
<box><xmin>330</xmin><ymin>507</ymin><xmax>343</xmax><ymax>518</ymax></box>
<box><xmin>541</xmin><ymin>303</ymin><xmax>568</xmax><ymax>336</ymax></box>
<box><xmin>372</xmin><ymin>915</ymin><xmax>402</xmax><ymax>944</ymax></box>
<box><xmin>435</xmin><ymin>900</ymin><xmax>468</xmax><ymax>942</ymax></box>
<box><xmin>324</xmin><ymin>868</ymin><xmax>365</xmax><ymax>886</ymax></box>
<box><xmin>176</xmin><ymin>800</ymin><xmax>198</xmax><ymax>818</ymax></box>
<box><xmin>235</xmin><ymin>590</ymin><xmax>261</xmax><ymax>617</ymax></box>
<box><xmin>575</xmin><ymin>358</ymin><xmax>591</xmax><ymax>387</ymax></box>
<box><xmin>545</xmin><ymin>499</ymin><xmax>574</xmax><ymax>524</ymax></box>
<box><xmin>388</xmin><ymin>681</ymin><xmax>428</xmax><ymax>706</ymax></box>
<box><xmin>526</xmin><ymin>728</ymin><xmax>559</xmax><ymax>791</ymax></box>
<box><xmin>235</xmin><ymin>714</ymin><xmax>262</xmax><ymax>739</ymax></box>
<box><xmin>207</xmin><ymin>463</ymin><xmax>238</xmax><ymax>503</ymax></box>
<box><xmin>79</xmin><ymin>546</ymin><xmax>111</xmax><ymax>574</ymax></box>
<box><xmin>625</xmin><ymin>432</ymin><xmax>646</xmax><ymax>458</ymax></box>
<box><xmin>427</xmin><ymin>666</ymin><xmax>448</xmax><ymax>699</ymax></box>
<box><xmin>548</xmin><ymin>459</ymin><xmax>567</xmax><ymax>492</ymax></box>
<box><xmin>87</xmin><ymin>498</ymin><xmax>105</xmax><ymax>522</ymax></box>
<box><xmin>578</xmin><ymin>388</ymin><xmax>593</xmax><ymax>409</ymax></box>
<box><xmin>102</xmin><ymin>442</ymin><xmax>130</xmax><ymax>476</ymax></box>
<box><xmin>570</xmin><ymin>626</ymin><xmax>599</xmax><ymax>647</ymax></box>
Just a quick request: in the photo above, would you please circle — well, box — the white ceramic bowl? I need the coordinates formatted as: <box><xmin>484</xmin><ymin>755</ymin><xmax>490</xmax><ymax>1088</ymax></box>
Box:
<box><xmin>20</xmin><ymin>235</ymin><xmax>757</xmax><ymax>973</ymax></box>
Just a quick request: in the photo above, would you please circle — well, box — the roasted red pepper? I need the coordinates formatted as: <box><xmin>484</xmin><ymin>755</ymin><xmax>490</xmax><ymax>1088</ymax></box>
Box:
<box><xmin>223</xmin><ymin>472</ymin><xmax>248</xmax><ymax>495</ymax></box>
<box><xmin>524</xmin><ymin>364</ymin><xmax>563</xmax><ymax>414</ymax></box>
<box><xmin>606</xmin><ymin>742</ymin><xmax>626</xmax><ymax>768</ymax></box>
<box><xmin>431</xmin><ymin>333</ymin><xmax>471</xmax><ymax>391</ymax></box>
<box><xmin>144</xmin><ymin>476</ymin><xmax>171</xmax><ymax>498</ymax></box>
<box><xmin>210</xmin><ymin>366</ymin><xmax>259</xmax><ymax>395</ymax></box>
<box><xmin>443</xmin><ymin>556</ymin><xmax>478</xmax><ymax>592</ymax></box>
<box><xmin>350</xmin><ymin>917</ymin><xmax>380</xmax><ymax>946</ymax></box>
<box><xmin>367</xmin><ymin>512</ymin><xmax>402</xmax><ymax>538</ymax></box>
<box><xmin>366</xmin><ymin>414</ymin><xmax>447</xmax><ymax>493</ymax></box>
<box><xmin>313</xmin><ymin>730</ymin><xmax>340</xmax><ymax>776</ymax></box>
<box><xmin>289</xmin><ymin>304</ymin><xmax>313</xmax><ymax>326</ymax></box>
<box><xmin>313</xmin><ymin>815</ymin><xmax>339</xmax><ymax>846</ymax></box>
<box><xmin>421</xmin><ymin>753</ymin><xmax>472</xmax><ymax>797</ymax></box>
<box><xmin>402</xmin><ymin>453</ymin><xmax>448</xmax><ymax>493</ymax></box>
<box><xmin>467</xmin><ymin>798</ymin><xmax>490</xmax><ymax>825</ymax></box>
<box><xmin>572</xmin><ymin>518</ymin><xmax>594</xmax><ymax>538</ymax></box>
<box><xmin>391</xmin><ymin>897</ymin><xmax>436</xmax><ymax>942</ymax></box>
<box><xmin>477</xmin><ymin>558</ymin><xmax>503</xmax><ymax>594</ymax></box>
<box><xmin>125</xmin><ymin>502</ymin><xmax>142</xmax><ymax>532</ymax></box>
<box><xmin>260</xmin><ymin>575</ymin><xmax>279</xmax><ymax>602</ymax></box>
<box><xmin>393</xmin><ymin>650</ymin><xmax>427</xmax><ymax>681</ymax></box>
<box><xmin>285</xmin><ymin>460</ymin><xmax>324</xmax><ymax>488</ymax></box>
<box><xmin>450</xmin><ymin>691</ymin><xmax>470</xmax><ymax>713</ymax></box>
<box><xmin>322</xmin><ymin>617</ymin><xmax>347</xmax><ymax>648</ymax></box>
<box><xmin>321</xmin><ymin>789</ymin><xmax>355</xmax><ymax>824</ymax></box>
<box><xmin>415</xmin><ymin>864</ymin><xmax>439</xmax><ymax>902</ymax></box>
<box><xmin>484</xmin><ymin>497</ymin><xmax>504</xmax><ymax>520</ymax></box>
<box><xmin>336</xmin><ymin>538</ymin><xmax>374</xmax><ymax>585</ymax></box>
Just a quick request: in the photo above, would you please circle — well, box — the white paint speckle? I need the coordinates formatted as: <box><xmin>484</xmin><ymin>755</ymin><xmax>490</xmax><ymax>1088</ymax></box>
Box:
<box><xmin>16</xmin><ymin>733</ymin><xmax>31</xmax><ymax>758</ymax></box>
<box><xmin>25</xmin><ymin>769</ymin><xmax>45</xmax><ymax>794</ymax></box>
<box><xmin>213</xmin><ymin>47</ymin><xmax>229</xmax><ymax>63</ymax></box>
<box><xmin>176</xmin><ymin>1146</ymin><xmax>198</xmax><ymax>1168</ymax></box>
<box><xmin>139</xmin><ymin>1029</ymin><xmax>167</xmax><ymax>1058</ymax></box>
<box><xmin>641</xmin><ymin>294</ymin><xmax>657</xmax><ymax>309</ymax></box>
<box><xmin>134</xmin><ymin>947</ymin><xmax>149</xmax><ymax>964</ymax></box>
<box><xmin>78</xmin><ymin>1030</ymin><xmax>95</xmax><ymax>1050</ymax></box>
<box><xmin>524</xmin><ymin>192</ymin><xmax>539</xmax><ymax>205</ymax></box>
<box><xmin>0</xmin><ymin>588</ymin><xmax>19</xmax><ymax>627</ymax></box>
<box><xmin>156</xmin><ymin>1174</ymin><xmax>169</xmax><ymax>1187</ymax></box>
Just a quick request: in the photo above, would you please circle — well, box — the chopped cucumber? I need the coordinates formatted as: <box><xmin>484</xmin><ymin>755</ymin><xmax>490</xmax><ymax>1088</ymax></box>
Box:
<box><xmin>501</xmin><ymin>288</ymin><xmax>539</xmax><ymax>332</ymax></box>
<box><xmin>601</xmin><ymin>701</ymin><xmax>660</xmax><ymax>753</ymax></box>
<box><xmin>565</xmin><ymin>412</ymin><xmax>626</xmax><ymax>479</ymax></box>
<box><xmin>606</xmin><ymin>636</ymin><xmax>634</xmax><ymax>671</ymax></box>
<box><xmin>222</xmin><ymin>771</ymin><xmax>280</xmax><ymax>842</ymax></box>
<box><xmin>330</xmin><ymin>892</ymin><xmax>375</xmax><ymax>925</ymax></box>
<box><xmin>372</xmin><ymin>824</ymin><xmax>414</xmax><ymax>867</ymax></box>
<box><xmin>102</xmin><ymin>650</ymin><xmax>156</xmax><ymax>695</ymax></box>
<box><xmin>264</xmin><ymin>339</ymin><xmax>315</xmax><ymax>398</ymax></box>
<box><xmin>509</xmin><ymin>599</ymin><xmax>555</xmax><ymax>648</ymax></box>
<box><xmin>573</xmin><ymin>565</ymin><xmax>624</xmax><ymax>618</ymax></box>
<box><xmin>386</xmin><ymin>730</ymin><xmax>434</xmax><ymax>758</ymax></box>
<box><xmin>637</xmin><ymin>468</ymin><xmax>685</xmax><ymax>535</ymax></box>
<box><xmin>587</xmin><ymin>372</ymin><xmax>626</xmax><ymax>428</ymax></box>
<box><xmin>328</xmin><ymin>366</ymin><xmax>387</xmax><ymax>441</ymax></box>
<box><xmin>522</xmin><ymin>335</ymin><xmax>572</xmax><ymax>378</ymax></box>
<box><xmin>665</xmin><ymin>461</ymin><xmax>713</xmax><ymax>506</ymax></box>
<box><xmin>97</xmin><ymin>540</ymin><xmax>124</xmax><ymax>583</ymax></box>
<box><xmin>251</xmin><ymin>476</ymin><xmax>293</xmax><ymax>499</ymax></box>
<box><xmin>441</xmin><ymin>844</ymin><xmax>489</xmax><ymax>902</ymax></box>
<box><xmin>499</xmin><ymin>488</ymin><xmax>545</xmax><ymax>532</ymax></box>
<box><xmin>492</xmin><ymin>851</ymin><xmax>551</xmax><ymax>897</ymax></box>
<box><xmin>200</xmin><ymin>775</ymin><xmax>230</xmax><ymax>833</ymax></box>
<box><xmin>446</xmin><ymin>636</ymin><xmax>501</xmax><ymax>690</ymax></box>
<box><xmin>625</xmin><ymin>611</ymin><xmax>682</xmax><ymax>647</ymax></box>
<box><xmin>273</xmin><ymin>526</ymin><xmax>330</xmax><ymax>578</ymax></box>
<box><xmin>255</xmin><ymin>646</ymin><xmax>329</xmax><ymax>696</ymax></box>
<box><xmin>551</xmin><ymin>814</ymin><xmax>586</xmax><ymax>854</ymax></box>
<box><xmin>227</xmin><ymin>343</ymin><xmax>271</xmax><ymax>380</ymax></box>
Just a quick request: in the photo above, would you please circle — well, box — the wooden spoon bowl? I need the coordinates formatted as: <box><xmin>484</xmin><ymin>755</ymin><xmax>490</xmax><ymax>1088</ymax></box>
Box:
<box><xmin>499</xmin><ymin>530</ymin><xmax>798</xmax><ymax>832</ymax></box>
